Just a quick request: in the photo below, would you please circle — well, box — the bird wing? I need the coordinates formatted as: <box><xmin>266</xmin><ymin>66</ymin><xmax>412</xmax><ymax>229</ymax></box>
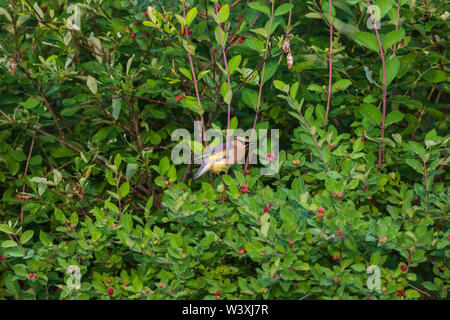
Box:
<box><xmin>193</xmin><ymin>141</ymin><xmax>229</xmax><ymax>161</ymax></box>
<box><xmin>192</xmin><ymin>149</ymin><xmax>227</xmax><ymax>179</ymax></box>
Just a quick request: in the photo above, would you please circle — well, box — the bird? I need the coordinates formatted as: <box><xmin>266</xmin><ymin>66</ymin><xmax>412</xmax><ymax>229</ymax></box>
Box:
<box><xmin>192</xmin><ymin>137</ymin><xmax>251</xmax><ymax>180</ymax></box>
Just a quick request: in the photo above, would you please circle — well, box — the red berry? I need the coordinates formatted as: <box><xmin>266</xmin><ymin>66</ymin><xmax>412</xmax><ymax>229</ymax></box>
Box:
<box><xmin>238</xmin><ymin>37</ymin><xmax>243</xmax><ymax>43</ymax></box>
<box><xmin>317</xmin><ymin>213</ymin><xmax>324</xmax><ymax>218</ymax></box>
<box><xmin>123</xmin><ymin>282</ymin><xmax>128</xmax><ymax>286</ymax></box>
<box><xmin>176</xmin><ymin>94</ymin><xmax>183</xmax><ymax>101</ymax></box>
<box><xmin>42</xmin><ymin>6</ymin><xmax>48</xmax><ymax>12</ymax></box>
<box><xmin>238</xmin><ymin>249</ymin><xmax>244</xmax><ymax>255</ymax></box>
<box><xmin>158</xmin><ymin>282</ymin><xmax>164</xmax><ymax>287</ymax></box>
<box><xmin>361</xmin><ymin>138</ymin><xmax>365</xmax><ymax>142</ymax></box>
<box><xmin>400</xmin><ymin>265</ymin><xmax>407</xmax><ymax>272</ymax></box>
<box><xmin>263</xmin><ymin>206</ymin><xmax>269</xmax><ymax>213</ymax></box>
<box><xmin>145</xmin><ymin>289</ymin><xmax>151</xmax><ymax>295</ymax></box>
<box><xmin>447</xmin><ymin>236</ymin><xmax>450</xmax><ymax>240</ymax></box>
<box><xmin>289</xmin><ymin>267</ymin><xmax>295</xmax><ymax>272</ymax></box>
<box><xmin>33</xmin><ymin>274</ymin><xmax>37</xmax><ymax>279</ymax></box>
<box><xmin>318</xmin><ymin>207</ymin><xmax>325</xmax><ymax>213</ymax></box>
<box><xmin>288</xmin><ymin>240</ymin><xmax>294</xmax><ymax>246</ymax></box>
<box><xmin>337</xmin><ymin>192</ymin><xmax>343</xmax><ymax>198</ymax></box>
<box><xmin>145</xmin><ymin>11</ymin><xmax>149</xmax><ymax>17</ymax></box>
<box><xmin>332</xmin><ymin>254</ymin><xmax>338</xmax><ymax>260</ymax></box>
<box><xmin>134</xmin><ymin>20</ymin><xmax>139</xmax><ymax>25</ymax></box>
<box><xmin>332</xmin><ymin>192</ymin><xmax>337</xmax><ymax>197</ymax></box>
<box><xmin>108</xmin><ymin>288</ymin><xmax>113</xmax><ymax>295</ymax></box>
<box><xmin>130</xmin><ymin>33</ymin><xmax>136</xmax><ymax>39</ymax></box>
<box><xmin>352</xmin><ymin>137</ymin><xmax>356</xmax><ymax>140</ymax></box>
<box><xmin>242</xmin><ymin>184</ymin><xmax>248</xmax><ymax>188</ymax></box>
<box><xmin>0</xmin><ymin>256</ymin><xmax>6</xmax><ymax>261</ymax></box>
<box><xmin>187</xmin><ymin>29</ymin><xmax>192</xmax><ymax>35</ymax></box>
<box><xmin>214</xmin><ymin>290</ymin><xmax>220</xmax><ymax>296</ymax></box>
<box><xmin>216</xmin><ymin>6</ymin><xmax>221</xmax><ymax>12</ymax></box>
<box><xmin>28</xmin><ymin>273</ymin><xmax>33</xmax><ymax>279</ymax></box>
<box><xmin>269</xmin><ymin>203</ymin><xmax>273</xmax><ymax>209</ymax></box>
<box><xmin>337</xmin><ymin>230</ymin><xmax>342</xmax><ymax>236</ymax></box>
<box><xmin>56</xmin><ymin>287</ymin><xmax>61</xmax><ymax>292</ymax></box>
<box><xmin>145</xmin><ymin>31</ymin><xmax>150</xmax><ymax>37</ymax></box>
<box><xmin>213</xmin><ymin>48</ymin><xmax>218</xmax><ymax>53</ymax></box>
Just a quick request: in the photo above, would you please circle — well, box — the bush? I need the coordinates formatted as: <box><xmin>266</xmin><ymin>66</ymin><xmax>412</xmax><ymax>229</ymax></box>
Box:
<box><xmin>0</xmin><ymin>0</ymin><xmax>448</xmax><ymax>300</ymax></box>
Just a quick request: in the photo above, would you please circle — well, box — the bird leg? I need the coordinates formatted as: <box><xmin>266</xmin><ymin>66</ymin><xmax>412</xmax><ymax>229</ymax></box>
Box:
<box><xmin>216</xmin><ymin>172</ymin><xmax>227</xmax><ymax>204</ymax></box>
<box><xmin>209</xmin><ymin>171</ymin><xmax>214</xmax><ymax>187</ymax></box>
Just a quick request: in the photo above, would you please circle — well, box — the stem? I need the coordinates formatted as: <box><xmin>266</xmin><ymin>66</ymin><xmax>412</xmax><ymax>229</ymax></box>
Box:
<box><xmin>215</xmin><ymin>5</ymin><xmax>233</xmax><ymax>151</ymax></box>
<box><xmin>365</xmin><ymin>0</ymin><xmax>387</xmax><ymax>170</ymax></box>
<box><xmin>19</xmin><ymin>131</ymin><xmax>36</xmax><ymax>234</ymax></box>
<box><xmin>392</xmin><ymin>0</ymin><xmax>401</xmax><ymax>57</ymax></box>
<box><xmin>244</xmin><ymin>1</ymin><xmax>275</xmax><ymax>174</ymax></box>
<box><xmin>324</xmin><ymin>0</ymin><xmax>333</xmax><ymax>127</ymax></box>
<box><xmin>423</xmin><ymin>160</ymin><xmax>429</xmax><ymax>215</ymax></box>
<box><xmin>182</xmin><ymin>2</ymin><xmax>205</xmax><ymax>142</ymax></box>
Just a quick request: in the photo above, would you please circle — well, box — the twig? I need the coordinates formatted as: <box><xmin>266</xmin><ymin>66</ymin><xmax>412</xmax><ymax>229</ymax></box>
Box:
<box><xmin>244</xmin><ymin>1</ymin><xmax>275</xmax><ymax>174</ymax></box>
<box><xmin>324</xmin><ymin>0</ymin><xmax>334</xmax><ymax>127</ymax></box>
<box><xmin>365</xmin><ymin>0</ymin><xmax>387</xmax><ymax>170</ymax></box>
<box><xmin>215</xmin><ymin>5</ymin><xmax>233</xmax><ymax>152</ymax></box>
<box><xmin>392</xmin><ymin>0</ymin><xmax>401</xmax><ymax>57</ymax></box>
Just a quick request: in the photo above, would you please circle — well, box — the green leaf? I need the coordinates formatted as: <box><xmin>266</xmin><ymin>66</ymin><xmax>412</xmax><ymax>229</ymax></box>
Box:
<box><xmin>353</xmin><ymin>32</ymin><xmax>380</xmax><ymax>52</ymax></box>
<box><xmin>119</xmin><ymin>181</ymin><xmax>130</xmax><ymax>198</ymax></box>
<box><xmin>274</xmin><ymin>3</ymin><xmax>293</xmax><ymax>16</ymax></box>
<box><xmin>423</xmin><ymin>70</ymin><xmax>446</xmax><ymax>83</ymax></box>
<box><xmin>248</xmin><ymin>1</ymin><xmax>271</xmax><ymax>16</ymax></box>
<box><xmin>332</xmin><ymin>79</ymin><xmax>352</xmax><ymax>91</ymax></box>
<box><xmin>274</xmin><ymin>80</ymin><xmax>289</xmax><ymax>93</ymax></box>
<box><xmin>360</xmin><ymin>103</ymin><xmax>382</xmax><ymax>126</ymax></box>
<box><xmin>382</xmin><ymin>29</ymin><xmax>404</xmax><ymax>51</ymax></box>
<box><xmin>223</xmin><ymin>89</ymin><xmax>233</xmax><ymax>105</ymax></box>
<box><xmin>1</xmin><ymin>240</ymin><xmax>18</xmax><ymax>248</ymax></box>
<box><xmin>186</xmin><ymin>7</ymin><xmax>197</xmax><ymax>25</ymax></box>
<box><xmin>385</xmin><ymin>110</ymin><xmax>404</xmax><ymax>126</ymax></box>
<box><xmin>242</xmin><ymin>89</ymin><xmax>259</xmax><ymax>109</ymax></box>
<box><xmin>87</xmin><ymin>75</ymin><xmax>98</xmax><ymax>94</ymax></box>
<box><xmin>245</xmin><ymin>38</ymin><xmax>264</xmax><ymax>52</ymax></box>
<box><xmin>228</xmin><ymin>55</ymin><xmax>242</xmax><ymax>75</ymax></box>
<box><xmin>290</xmin><ymin>82</ymin><xmax>299</xmax><ymax>99</ymax></box>
<box><xmin>375</xmin><ymin>0</ymin><xmax>394</xmax><ymax>18</ymax></box>
<box><xmin>262</xmin><ymin>62</ymin><xmax>278</xmax><ymax>83</ymax></box>
<box><xmin>370</xmin><ymin>251</ymin><xmax>381</xmax><ymax>265</ymax></box>
<box><xmin>404</xmin><ymin>289</ymin><xmax>421</xmax><ymax>299</ymax></box>
<box><xmin>126</xmin><ymin>163</ymin><xmax>139</xmax><ymax>180</ymax></box>
<box><xmin>112</xmin><ymin>97</ymin><xmax>121</xmax><ymax>120</ymax></box>
<box><xmin>405</xmin><ymin>158</ymin><xmax>423</xmax><ymax>174</ymax></box>
<box><xmin>23</xmin><ymin>97</ymin><xmax>41</xmax><ymax>109</ymax></box>
<box><xmin>218</xmin><ymin>4</ymin><xmax>229</xmax><ymax>23</ymax></box>
<box><xmin>122</xmin><ymin>214</ymin><xmax>133</xmax><ymax>233</ymax></box>
<box><xmin>159</xmin><ymin>157</ymin><xmax>170</xmax><ymax>175</ymax></box>
<box><xmin>20</xmin><ymin>230</ymin><xmax>34</xmax><ymax>245</ymax></box>
<box><xmin>0</xmin><ymin>224</ymin><xmax>14</xmax><ymax>235</ymax></box>
<box><xmin>179</xmin><ymin>67</ymin><xmax>192</xmax><ymax>81</ymax></box>
<box><xmin>408</xmin><ymin>141</ymin><xmax>426</xmax><ymax>159</ymax></box>
<box><xmin>383</xmin><ymin>56</ymin><xmax>400</xmax><ymax>86</ymax></box>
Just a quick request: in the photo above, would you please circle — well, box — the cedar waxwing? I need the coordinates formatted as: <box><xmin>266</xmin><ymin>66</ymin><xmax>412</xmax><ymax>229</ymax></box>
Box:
<box><xmin>192</xmin><ymin>137</ymin><xmax>251</xmax><ymax>179</ymax></box>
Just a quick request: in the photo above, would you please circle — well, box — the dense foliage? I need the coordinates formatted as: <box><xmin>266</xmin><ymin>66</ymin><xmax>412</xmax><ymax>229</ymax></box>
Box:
<box><xmin>0</xmin><ymin>0</ymin><xmax>449</xmax><ymax>300</ymax></box>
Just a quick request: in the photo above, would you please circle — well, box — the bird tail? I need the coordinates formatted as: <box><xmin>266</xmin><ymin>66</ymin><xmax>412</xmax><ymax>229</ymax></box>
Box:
<box><xmin>192</xmin><ymin>160</ymin><xmax>212</xmax><ymax>180</ymax></box>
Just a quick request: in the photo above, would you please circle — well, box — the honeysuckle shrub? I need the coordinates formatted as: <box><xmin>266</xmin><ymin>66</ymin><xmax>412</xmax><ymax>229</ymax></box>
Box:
<box><xmin>0</xmin><ymin>0</ymin><xmax>449</xmax><ymax>300</ymax></box>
